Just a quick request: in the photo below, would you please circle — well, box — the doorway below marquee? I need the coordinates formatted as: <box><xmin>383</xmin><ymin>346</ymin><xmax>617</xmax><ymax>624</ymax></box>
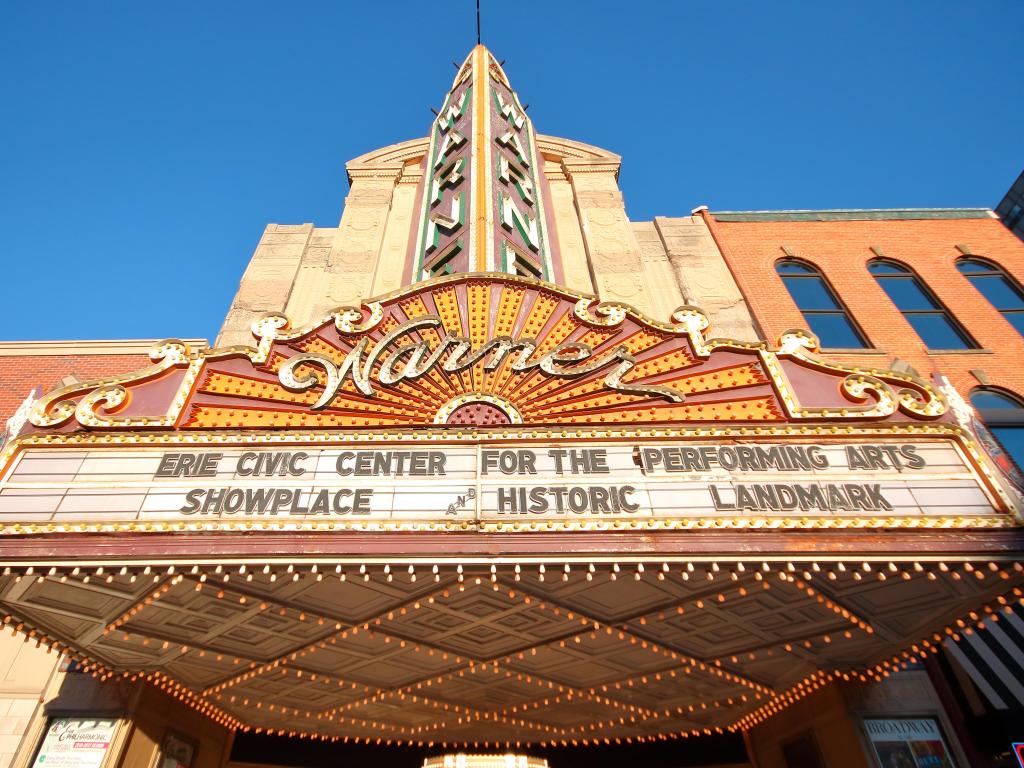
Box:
<box><xmin>227</xmin><ymin>731</ymin><xmax>752</xmax><ymax>768</ymax></box>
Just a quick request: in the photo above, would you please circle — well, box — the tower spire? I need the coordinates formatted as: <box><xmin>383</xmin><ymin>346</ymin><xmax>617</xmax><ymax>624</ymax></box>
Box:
<box><xmin>409</xmin><ymin>46</ymin><xmax>557</xmax><ymax>281</ymax></box>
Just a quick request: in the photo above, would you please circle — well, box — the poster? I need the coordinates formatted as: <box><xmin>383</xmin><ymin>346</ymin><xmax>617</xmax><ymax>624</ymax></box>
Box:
<box><xmin>31</xmin><ymin>718</ymin><xmax>119</xmax><ymax>768</ymax></box>
<box><xmin>864</xmin><ymin>718</ymin><xmax>955</xmax><ymax>768</ymax></box>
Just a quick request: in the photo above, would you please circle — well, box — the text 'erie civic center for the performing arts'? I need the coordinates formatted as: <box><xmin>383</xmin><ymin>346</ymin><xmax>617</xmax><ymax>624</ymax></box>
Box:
<box><xmin>0</xmin><ymin>47</ymin><xmax>1022</xmax><ymax>768</ymax></box>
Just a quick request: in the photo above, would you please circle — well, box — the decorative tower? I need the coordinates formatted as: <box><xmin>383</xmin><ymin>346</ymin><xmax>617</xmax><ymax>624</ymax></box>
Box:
<box><xmin>411</xmin><ymin>45</ymin><xmax>558</xmax><ymax>281</ymax></box>
<box><xmin>214</xmin><ymin>45</ymin><xmax>759</xmax><ymax>347</ymax></box>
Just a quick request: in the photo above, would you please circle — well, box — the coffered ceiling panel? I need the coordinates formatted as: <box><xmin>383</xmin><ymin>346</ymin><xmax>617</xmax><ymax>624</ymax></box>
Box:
<box><xmin>0</xmin><ymin>558</ymin><xmax>1019</xmax><ymax>746</ymax></box>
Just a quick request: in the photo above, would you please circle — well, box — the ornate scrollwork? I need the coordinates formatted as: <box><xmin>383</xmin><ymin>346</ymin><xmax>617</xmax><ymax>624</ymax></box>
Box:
<box><xmin>279</xmin><ymin>354</ymin><xmax>341</xmax><ymax>411</ymax></box>
<box><xmin>334</xmin><ymin>302</ymin><xmax>384</xmax><ymax>335</ymax></box>
<box><xmin>670</xmin><ymin>306</ymin><xmax>710</xmax><ymax>332</ymax></box>
<box><xmin>894</xmin><ymin>382</ymin><xmax>947</xmax><ymax>418</ymax></box>
<box><xmin>767</xmin><ymin>329</ymin><xmax>947</xmax><ymax>420</ymax></box>
<box><xmin>250</xmin><ymin>314</ymin><xmax>291</xmax><ymax>364</ymax></box>
<box><xmin>574</xmin><ymin>298</ymin><xmax>627</xmax><ymax>328</ymax></box>
<box><xmin>28</xmin><ymin>337</ymin><xmax>199</xmax><ymax>430</ymax></box>
<box><xmin>837</xmin><ymin>375</ymin><xmax>899</xmax><ymax>418</ymax></box>
<box><xmin>776</xmin><ymin>329</ymin><xmax>819</xmax><ymax>355</ymax></box>
<box><xmin>31</xmin><ymin>381</ymin><xmax>133</xmax><ymax>429</ymax></box>
<box><xmin>29</xmin><ymin>391</ymin><xmax>79</xmax><ymax>428</ymax></box>
<box><xmin>20</xmin><ymin>274</ymin><xmax>952</xmax><ymax>434</ymax></box>
<box><xmin>149</xmin><ymin>339</ymin><xmax>193</xmax><ymax>365</ymax></box>
<box><xmin>670</xmin><ymin>306</ymin><xmax>712</xmax><ymax>356</ymax></box>
<box><xmin>75</xmin><ymin>385</ymin><xmax>130</xmax><ymax>426</ymax></box>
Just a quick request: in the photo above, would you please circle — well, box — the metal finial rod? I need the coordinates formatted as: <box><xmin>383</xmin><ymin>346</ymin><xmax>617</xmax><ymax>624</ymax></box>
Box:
<box><xmin>476</xmin><ymin>0</ymin><xmax>481</xmax><ymax>44</ymax></box>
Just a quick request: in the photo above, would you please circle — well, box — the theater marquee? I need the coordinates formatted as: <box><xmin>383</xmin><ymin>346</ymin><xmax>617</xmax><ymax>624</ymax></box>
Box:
<box><xmin>0</xmin><ymin>438</ymin><xmax>1007</xmax><ymax>531</ymax></box>
<box><xmin>2</xmin><ymin>273</ymin><xmax>1020</xmax><ymax>533</ymax></box>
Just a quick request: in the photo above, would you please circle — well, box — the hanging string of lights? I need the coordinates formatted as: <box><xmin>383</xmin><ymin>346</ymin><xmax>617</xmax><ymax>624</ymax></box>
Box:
<box><xmin>0</xmin><ymin>559</ymin><xmax>1019</xmax><ymax>746</ymax></box>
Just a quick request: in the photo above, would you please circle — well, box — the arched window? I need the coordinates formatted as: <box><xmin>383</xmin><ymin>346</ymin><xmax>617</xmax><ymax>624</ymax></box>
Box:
<box><xmin>970</xmin><ymin>388</ymin><xmax>1024</xmax><ymax>471</ymax></box>
<box><xmin>775</xmin><ymin>260</ymin><xmax>867</xmax><ymax>348</ymax></box>
<box><xmin>956</xmin><ymin>258</ymin><xmax>1024</xmax><ymax>336</ymax></box>
<box><xmin>868</xmin><ymin>260</ymin><xmax>976</xmax><ymax>349</ymax></box>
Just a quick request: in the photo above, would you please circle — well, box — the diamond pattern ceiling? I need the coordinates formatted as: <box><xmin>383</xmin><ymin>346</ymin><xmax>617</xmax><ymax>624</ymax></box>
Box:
<box><xmin>0</xmin><ymin>558</ymin><xmax>1020</xmax><ymax>746</ymax></box>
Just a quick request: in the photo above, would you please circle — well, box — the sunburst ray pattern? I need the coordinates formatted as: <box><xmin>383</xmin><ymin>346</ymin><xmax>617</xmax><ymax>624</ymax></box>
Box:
<box><xmin>24</xmin><ymin>274</ymin><xmax>946</xmax><ymax>434</ymax></box>
<box><xmin>181</xmin><ymin>278</ymin><xmax>792</xmax><ymax>429</ymax></box>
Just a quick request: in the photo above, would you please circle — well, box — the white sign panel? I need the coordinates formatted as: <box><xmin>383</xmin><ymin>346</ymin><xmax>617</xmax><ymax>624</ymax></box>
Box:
<box><xmin>0</xmin><ymin>439</ymin><xmax>999</xmax><ymax>524</ymax></box>
<box><xmin>31</xmin><ymin>718</ymin><xmax>118</xmax><ymax>768</ymax></box>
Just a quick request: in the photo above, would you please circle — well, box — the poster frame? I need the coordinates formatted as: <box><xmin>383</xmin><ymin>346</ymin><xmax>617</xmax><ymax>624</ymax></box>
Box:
<box><xmin>860</xmin><ymin>715</ymin><xmax>959</xmax><ymax>768</ymax></box>
<box><xmin>27</xmin><ymin>714</ymin><xmax>124</xmax><ymax>768</ymax></box>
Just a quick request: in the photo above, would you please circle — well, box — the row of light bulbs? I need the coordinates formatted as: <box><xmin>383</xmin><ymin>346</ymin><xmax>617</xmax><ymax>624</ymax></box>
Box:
<box><xmin>0</xmin><ymin>561</ymin><xmax>1020</xmax><ymax>745</ymax></box>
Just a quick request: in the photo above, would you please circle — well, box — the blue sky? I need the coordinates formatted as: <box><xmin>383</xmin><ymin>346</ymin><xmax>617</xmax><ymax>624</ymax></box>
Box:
<box><xmin>1</xmin><ymin>1</ymin><xmax>1020</xmax><ymax>341</ymax></box>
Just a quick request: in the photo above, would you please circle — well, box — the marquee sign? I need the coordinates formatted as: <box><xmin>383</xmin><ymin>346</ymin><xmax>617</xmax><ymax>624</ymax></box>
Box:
<box><xmin>7</xmin><ymin>272</ymin><xmax>1020</xmax><ymax>531</ymax></box>
<box><xmin>23</xmin><ymin>274</ymin><xmax>947</xmax><ymax>434</ymax></box>
<box><xmin>411</xmin><ymin>45</ymin><xmax>556</xmax><ymax>280</ymax></box>
<box><xmin>276</xmin><ymin>314</ymin><xmax>686</xmax><ymax>409</ymax></box>
<box><xmin>0</xmin><ymin>438</ymin><xmax>1008</xmax><ymax>531</ymax></box>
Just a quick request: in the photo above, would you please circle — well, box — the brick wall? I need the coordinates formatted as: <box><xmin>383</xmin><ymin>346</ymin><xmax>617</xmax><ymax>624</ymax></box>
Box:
<box><xmin>0</xmin><ymin>354</ymin><xmax>148</xmax><ymax>426</ymax></box>
<box><xmin>703</xmin><ymin>214</ymin><xmax>1024</xmax><ymax>401</ymax></box>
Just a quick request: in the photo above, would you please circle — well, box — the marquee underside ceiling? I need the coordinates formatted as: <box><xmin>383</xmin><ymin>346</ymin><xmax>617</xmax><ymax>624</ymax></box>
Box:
<box><xmin>0</xmin><ymin>553</ymin><xmax>1021</xmax><ymax>745</ymax></box>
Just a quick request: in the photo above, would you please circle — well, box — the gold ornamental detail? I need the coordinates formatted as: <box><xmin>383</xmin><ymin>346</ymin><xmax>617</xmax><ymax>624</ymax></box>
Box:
<box><xmin>25</xmin><ymin>274</ymin><xmax>945</xmax><ymax>434</ymax></box>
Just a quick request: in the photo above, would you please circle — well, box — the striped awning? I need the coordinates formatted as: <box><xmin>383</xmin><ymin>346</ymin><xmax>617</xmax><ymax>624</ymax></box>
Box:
<box><xmin>945</xmin><ymin>605</ymin><xmax>1024</xmax><ymax>709</ymax></box>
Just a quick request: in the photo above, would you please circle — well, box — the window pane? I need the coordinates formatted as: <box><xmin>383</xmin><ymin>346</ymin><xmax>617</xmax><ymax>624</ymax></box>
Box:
<box><xmin>805</xmin><ymin>313</ymin><xmax>867</xmax><ymax>348</ymax></box>
<box><xmin>1006</xmin><ymin>205</ymin><xmax>1024</xmax><ymax>229</ymax></box>
<box><xmin>783</xmin><ymin>276</ymin><xmax>840</xmax><ymax>310</ymax></box>
<box><xmin>957</xmin><ymin>259</ymin><xmax>995</xmax><ymax>276</ymax></box>
<box><xmin>776</xmin><ymin>261</ymin><xmax>815</xmax><ymax>275</ymax></box>
<box><xmin>868</xmin><ymin>262</ymin><xmax>908</xmax><ymax>275</ymax></box>
<box><xmin>968</xmin><ymin>275</ymin><xmax>1024</xmax><ymax>309</ymax></box>
<box><xmin>971</xmin><ymin>391</ymin><xmax>1022</xmax><ymax>410</ymax></box>
<box><xmin>1005</xmin><ymin>312</ymin><xmax>1024</xmax><ymax>336</ymax></box>
<box><xmin>906</xmin><ymin>313</ymin><xmax>971</xmax><ymax>349</ymax></box>
<box><xmin>876</xmin><ymin>276</ymin><xmax>940</xmax><ymax>310</ymax></box>
<box><xmin>989</xmin><ymin>426</ymin><xmax>1024</xmax><ymax>472</ymax></box>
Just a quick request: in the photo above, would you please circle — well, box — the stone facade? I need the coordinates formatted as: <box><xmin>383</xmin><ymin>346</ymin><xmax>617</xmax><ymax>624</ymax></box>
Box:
<box><xmin>216</xmin><ymin>134</ymin><xmax>758</xmax><ymax>347</ymax></box>
<box><xmin>215</xmin><ymin>49</ymin><xmax>759</xmax><ymax>347</ymax></box>
<box><xmin>0</xmin><ymin>642</ymin><xmax>55</xmax><ymax>768</ymax></box>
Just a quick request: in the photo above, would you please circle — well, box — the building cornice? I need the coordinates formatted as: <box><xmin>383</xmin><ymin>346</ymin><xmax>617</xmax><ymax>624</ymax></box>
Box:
<box><xmin>561</xmin><ymin>156</ymin><xmax>622</xmax><ymax>179</ymax></box>
<box><xmin>0</xmin><ymin>339</ymin><xmax>208</xmax><ymax>357</ymax></box>
<box><xmin>711</xmin><ymin>208</ymin><xmax>997</xmax><ymax>222</ymax></box>
<box><xmin>345</xmin><ymin>133</ymin><xmax>620</xmax><ymax>177</ymax></box>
